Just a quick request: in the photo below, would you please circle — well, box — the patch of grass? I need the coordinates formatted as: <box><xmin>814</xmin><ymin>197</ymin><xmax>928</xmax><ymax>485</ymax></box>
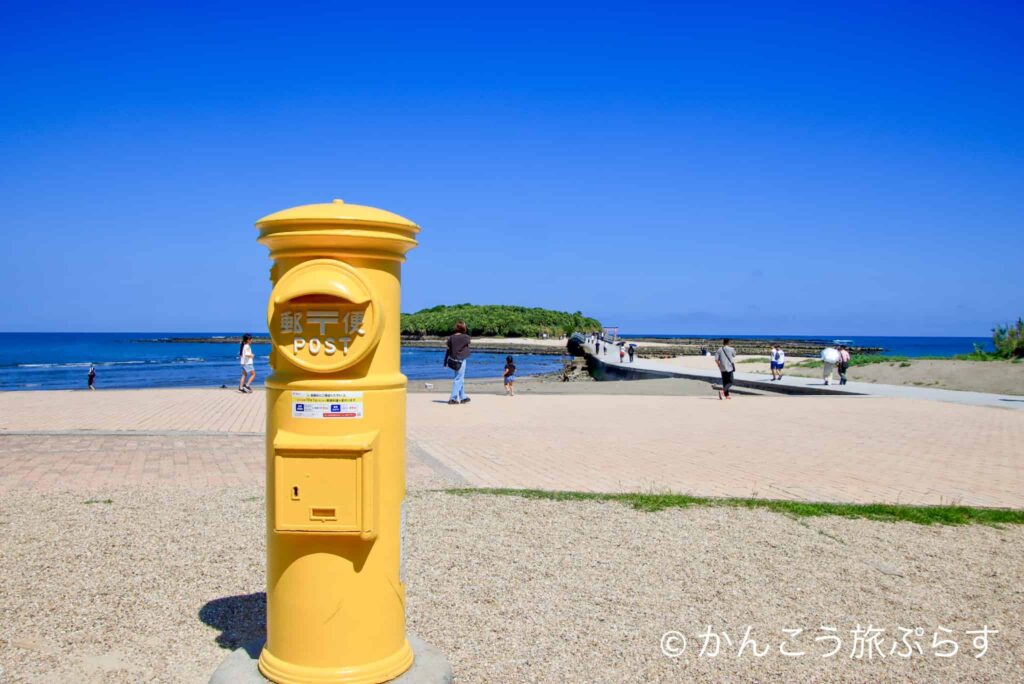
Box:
<box><xmin>83</xmin><ymin>499</ymin><xmax>113</xmax><ymax>505</ymax></box>
<box><xmin>447</xmin><ymin>488</ymin><xmax>1024</xmax><ymax>526</ymax></box>
<box><xmin>738</xmin><ymin>357</ymin><xmax>771</xmax><ymax>363</ymax></box>
<box><xmin>951</xmin><ymin>351</ymin><xmax>1001</xmax><ymax>361</ymax></box>
<box><xmin>851</xmin><ymin>354</ymin><xmax>909</xmax><ymax>366</ymax></box>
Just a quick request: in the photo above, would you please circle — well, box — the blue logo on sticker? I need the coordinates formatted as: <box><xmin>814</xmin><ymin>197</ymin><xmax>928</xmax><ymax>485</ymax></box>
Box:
<box><xmin>331</xmin><ymin>404</ymin><xmax>341</xmax><ymax>412</ymax></box>
<box><xmin>295</xmin><ymin>403</ymin><xmax>305</xmax><ymax>411</ymax></box>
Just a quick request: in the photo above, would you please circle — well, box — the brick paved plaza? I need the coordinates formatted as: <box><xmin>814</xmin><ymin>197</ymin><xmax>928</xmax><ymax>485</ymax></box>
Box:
<box><xmin>1</xmin><ymin>388</ymin><xmax>1021</xmax><ymax>507</ymax></box>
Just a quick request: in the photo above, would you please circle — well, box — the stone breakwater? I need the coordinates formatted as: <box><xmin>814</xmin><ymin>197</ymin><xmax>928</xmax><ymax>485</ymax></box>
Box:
<box><xmin>620</xmin><ymin>337</ymin><xmax>883</xmax><ymax>358</ymax></box>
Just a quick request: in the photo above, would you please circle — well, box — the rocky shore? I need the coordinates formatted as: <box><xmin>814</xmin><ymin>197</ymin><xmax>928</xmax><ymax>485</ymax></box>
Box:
<box><xmin>147</xmin><ymin>334</ymin><xmax>882</xmax><ymax>359</ymax></box>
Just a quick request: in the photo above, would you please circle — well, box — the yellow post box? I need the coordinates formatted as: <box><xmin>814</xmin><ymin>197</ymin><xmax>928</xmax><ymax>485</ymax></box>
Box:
<box><xmin>255</xmin><ymin>199</ymin><xmax>420</xmax><ymax>684</ymax></box>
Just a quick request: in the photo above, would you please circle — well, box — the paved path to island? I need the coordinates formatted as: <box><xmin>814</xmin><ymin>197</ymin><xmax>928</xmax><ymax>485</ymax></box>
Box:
<box><xmin>588</xmin><ymin>341</ymin><xmax>1024</xmax><ymax>410</ymax></box>
<box><xmin>1</xmin><ymin>387</ymin><xmax>1022</xmax><ymax>507</ymax></box>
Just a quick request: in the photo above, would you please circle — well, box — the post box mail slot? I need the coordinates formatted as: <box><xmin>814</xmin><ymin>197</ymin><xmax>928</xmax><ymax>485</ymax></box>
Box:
<box><xmin>267</xmin><ymin>258</ymin><xmax>383</xmax><ymax>374</ymax></box>
<box><xmin>273</xmin><ymin>429</ymin><xmax>379</xmax><ymax>539</ymax></box>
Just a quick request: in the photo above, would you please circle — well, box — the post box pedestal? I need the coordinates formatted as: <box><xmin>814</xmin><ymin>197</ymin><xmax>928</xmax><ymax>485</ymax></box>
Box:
<box><xmin>209</xmin><ymin>634</ymin><xmax>453</xmax><ymax>684</ymax></box>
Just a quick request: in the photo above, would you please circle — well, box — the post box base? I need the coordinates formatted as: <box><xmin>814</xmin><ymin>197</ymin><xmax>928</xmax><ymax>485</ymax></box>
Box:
<box><xmin>209</xmin><ymin>634</ymin><xmax>453</xmax><ymax>684</ymax></box>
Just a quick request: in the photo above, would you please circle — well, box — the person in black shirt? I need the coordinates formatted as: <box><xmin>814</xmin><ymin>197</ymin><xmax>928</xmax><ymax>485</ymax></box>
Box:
<box><xmin>503</xmin><ymin>355</ymin><xmax>517</xmax><ymax>396</ymax></box>
<box><xmin>444</xmin><ymin>321</ymin><xmax>472</xmax><ymax>405</ymax></box>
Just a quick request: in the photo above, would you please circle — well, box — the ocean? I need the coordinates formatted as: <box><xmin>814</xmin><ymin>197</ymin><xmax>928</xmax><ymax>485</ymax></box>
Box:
<box><xmin>0</xmin><ymin>333</ymin><xmax>566</xmax><ymax>391</ymax></box>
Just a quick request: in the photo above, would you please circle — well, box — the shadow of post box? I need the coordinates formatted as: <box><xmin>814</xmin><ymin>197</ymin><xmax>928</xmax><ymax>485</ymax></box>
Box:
<box><xmin>255</xmin><ymin>200</ymin><xmax>419</xmax><ymax>684</ymax></box>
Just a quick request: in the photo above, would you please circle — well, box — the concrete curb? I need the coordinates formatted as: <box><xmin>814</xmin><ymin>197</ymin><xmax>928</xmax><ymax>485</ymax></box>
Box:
<box><xmin>209</xmin><ymin>634</ymin><xmax>453</xmax><ymax>684</ymax></box>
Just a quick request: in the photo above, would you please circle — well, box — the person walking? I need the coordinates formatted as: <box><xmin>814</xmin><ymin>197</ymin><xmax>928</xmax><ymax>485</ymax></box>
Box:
<box><xmin>820</xmin><ymin>346</ymin><xmax>840</xmax><ymax>385</ymax></box>
<box><xmin>714</xmin><ymin>338</ymin><xmax>737</xmax><ymax>400</ymax></box>
<box><xmin>627</xmin><ymin>345</ymin><xmax>635</xmax><ymax>363</ymax></box>
<box><xmin>444</xmin><ymin>321</ymin><xmax>472</xmax><ymax>405</ymax></box>
<box><xmin>503</xmin><ymin>355</ymin><xmax>516</xmax><ymax>396</ymax></box>
<box><xmin>837</xmin><ymin>345</ymin><xmax>851</xmax><ymax>385</ymax></box>
<box><xmin>770</xmin><ymin>345</ymin><xmax>786</xmax><ymax>381</ymax></box>
<box><xmin>87</xmin><ymin>364</ymin><xmax>96</xmax><ymax>390</ymax></box>
<box><xmin>618</xmin><ymin>345</ymin><xmax>625</xmax><ymax>363</ymax></box>
<box><xmin>239</xmin><ymin>333</ymin><xmax>256</xmax><ymax>393</ymax></box>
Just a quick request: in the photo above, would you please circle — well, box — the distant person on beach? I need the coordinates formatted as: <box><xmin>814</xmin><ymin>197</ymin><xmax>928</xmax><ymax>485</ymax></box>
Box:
<box><xmin>714</xmin><ymin>338</ymin><xmax>737</xmax><ymax>400</ymax></box>
<box><xmin>87</xmin><ymin>364</ymin><xmax>96</xmax><ymax>390</ymax></box>
<box><xmin>628</xmin><ymin>345</ymin><xmax>635</xmax><ymax>362</ymax></box>
<box><xmin>821</xmin><ymin>346</ymin><xmax>840</xmax><ymax>385</ymax></box>
<box><xmin>770</xmin><ymin>345</ymin><xmax>786</xmax><ymax>381</ymax></box>
<box><xmin>444</xmin><ymin>321</ymin><xmax>471</xmax><ymax>405</ymax></box>
<box><xmin>503</xmin><ymin>355</ymin><xmax>516</xmax><ymax>396</ymax></box>
<box><xmin>837</xmin><ymin>345</ymin><xmax>851</xmax><ymax>385</ymax></box>
<box><xmin>619</xmin><ymin>346</ymin><xmax>625</xmax><ymax>362</ymax></box>
<box><xmin>239</xmin><ymin>334</ymin><xmax>256</xmax><ymax>393</ymax></box>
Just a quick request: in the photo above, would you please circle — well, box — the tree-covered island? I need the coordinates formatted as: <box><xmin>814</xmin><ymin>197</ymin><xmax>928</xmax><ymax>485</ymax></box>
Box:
<box><xmin>400</xmin><ymin>304</ymin><xmax>602</xmax><ymax>338</ymax></box>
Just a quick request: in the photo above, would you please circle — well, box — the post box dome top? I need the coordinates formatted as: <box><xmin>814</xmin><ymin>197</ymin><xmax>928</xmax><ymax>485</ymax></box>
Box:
<box><xmin>256</xmin><ymin>199</ymin><xmax>420</xmax><ymax>231</ymax></box>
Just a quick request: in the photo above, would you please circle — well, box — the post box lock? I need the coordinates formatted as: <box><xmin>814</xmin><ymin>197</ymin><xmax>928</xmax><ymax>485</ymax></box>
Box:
<box><xmin>273</xmin><ymin>429</ymin><xmax>379</xmax><ymax>539</ymax></box>
<box><xmin>267</xmin><ymin>258</ymin><xmax>384</xmax><ymax>374</ymax></box>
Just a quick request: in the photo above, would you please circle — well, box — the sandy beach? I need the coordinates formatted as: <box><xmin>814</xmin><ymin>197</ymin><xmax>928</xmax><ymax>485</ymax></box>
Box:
<box><xmin>629</xmin><ymin>352</ymin><xmax>1024</xmax><ymax>396</ymax></box>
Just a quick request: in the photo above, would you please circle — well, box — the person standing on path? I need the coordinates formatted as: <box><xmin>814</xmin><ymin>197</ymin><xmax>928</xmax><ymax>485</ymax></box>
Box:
<box><xmin>837</xmin><ymin>345</ymin><xmax>851</xmax><ymax>385</ymax></box>
<box><xmin>87</xmin><ymin>364</ymin><xmax>96</xmax><ymax>390</ymax></box>
<box><xmin>714</xmin><ymin>338</ymin><xmax>737</xmax><ymax>400</ymax></box>
<box><xmin>627</xmin><ymin>345</ymin><xmax>635</xmax><ymax>362</ymax></box>
<box><xmin>238</xmin><ymin>333</ymin><xmax>256</xmax><ymax>393</ymax></box>
<box><xmin>821</xmin><ymin>346</ymin><xmax>840</xmax><ymax>385</ymax></box>
<box><xmin>619</xmin><ymin>345</ymin><xmax>625</xmax><ymax>363</ymax></box>
<box><xmin>770</xmin><ymin>345</ymin><xmax>786</xmax><ymax>381</ymax></box>
<box><xmin>444</xmin><ymin>321</ymin><xmax>472</xmax><ymax>405</ymax></box>
<box><xmin>503</xmin><ymin>355</ymin><xmax>516</xmax><ymax>396</ymax></box>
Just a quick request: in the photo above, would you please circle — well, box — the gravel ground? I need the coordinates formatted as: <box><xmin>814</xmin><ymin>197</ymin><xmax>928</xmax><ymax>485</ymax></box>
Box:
<box><xmin>1</xmin><ymin>487</ymin><xmax>1021</xmax><ymax>683</ymax></box>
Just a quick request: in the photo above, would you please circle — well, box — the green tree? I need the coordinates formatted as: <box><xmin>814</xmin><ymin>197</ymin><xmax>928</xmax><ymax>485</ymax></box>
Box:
<box><xmin>993</xmin><ymin>317</ymin><xmax>1024</xmax><ymax>359</ymax></box>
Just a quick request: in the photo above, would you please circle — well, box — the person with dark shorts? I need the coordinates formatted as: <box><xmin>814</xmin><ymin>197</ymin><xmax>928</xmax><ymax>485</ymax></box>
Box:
<box><xmin>837</xmin><ymin>345</ymin><xmax>851</xmax><ymax>385</ymax></box>
<box><xmin>87</xmin><ymin>364</ymin><xmax>96</xmax><ymax>390</ymax></box>
<box><xmin>714</xmin><ymin>338</ymin><xmax>737</xmax><ymax>400</ymax></box>
<box><xmin>770</xmin><ymin>345</ymin><xmax>786</xmax><ymax>381</ymax></box>
<box><xmin>503</xmin><ymin>355</ymin><xmax>516</xmax><ymax>396</ymax></box>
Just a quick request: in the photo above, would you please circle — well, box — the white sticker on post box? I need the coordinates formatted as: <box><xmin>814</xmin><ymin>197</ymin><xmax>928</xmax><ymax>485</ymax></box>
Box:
<box><xmin>291</xmin><ymin>391</ymin><xmax>364</xmax><ymax>419</ymax></box>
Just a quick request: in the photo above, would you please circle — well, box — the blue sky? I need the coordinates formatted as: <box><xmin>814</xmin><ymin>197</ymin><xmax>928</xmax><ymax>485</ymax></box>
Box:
<box><xmin>1</xmin><ymin>1</ymin><xmax>1021</xmax><ymax>336</ymax></box>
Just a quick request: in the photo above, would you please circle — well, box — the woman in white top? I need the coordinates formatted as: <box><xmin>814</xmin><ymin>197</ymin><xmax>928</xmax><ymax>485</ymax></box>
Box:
<box><xmin>239</xmin><ymin>333</ymin><xmax>256</xmax><ymax>393</ymax></box>
<box><xmin>820</xmin><ymin>346</ymin><xmax>840</xmax><ymax>385</ymax></box>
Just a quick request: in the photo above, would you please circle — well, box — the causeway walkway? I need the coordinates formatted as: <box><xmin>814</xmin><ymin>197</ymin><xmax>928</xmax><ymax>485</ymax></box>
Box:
<box><xmin>586</xmin><ymin>341</ymin><xmax>1024</xmax><ymax>410</ymax></box>
<box><xmin>2</xmin><ymin>387</ymin><xmax>1023</xmax><ymax>508</ymax></box>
